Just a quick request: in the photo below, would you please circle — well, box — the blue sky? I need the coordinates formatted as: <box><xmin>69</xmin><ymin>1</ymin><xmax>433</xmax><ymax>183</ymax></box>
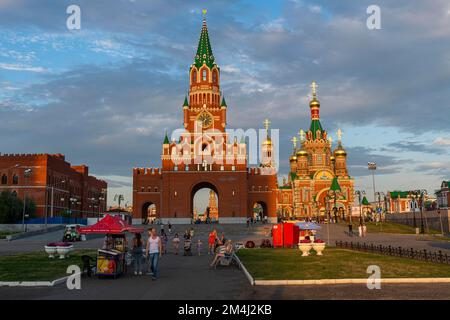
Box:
<box><xmin>0</xmin><ymin>0</ymin><xmax>449</xmax><ymax>210</ymax></box>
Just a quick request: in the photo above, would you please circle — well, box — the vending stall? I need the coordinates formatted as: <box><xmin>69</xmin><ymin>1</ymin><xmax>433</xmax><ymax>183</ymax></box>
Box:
<box><xmin>79</xmin><ymin>215</ymin><xmax>143</xmax><ymax>278</ymax></box>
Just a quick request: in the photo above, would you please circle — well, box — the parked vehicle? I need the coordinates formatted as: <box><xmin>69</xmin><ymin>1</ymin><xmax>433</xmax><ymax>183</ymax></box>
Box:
<box><xmin>62</xmin><ymin>224</ymin><xmax>84</xmax><ymax>242</ymax></box>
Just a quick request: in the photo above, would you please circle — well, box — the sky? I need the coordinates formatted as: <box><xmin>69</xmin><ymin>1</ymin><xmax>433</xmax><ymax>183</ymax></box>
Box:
<box><xmin>0</xmin><ymin>0</ymin><xmax>449</xmax><ymax>209</ymax></box>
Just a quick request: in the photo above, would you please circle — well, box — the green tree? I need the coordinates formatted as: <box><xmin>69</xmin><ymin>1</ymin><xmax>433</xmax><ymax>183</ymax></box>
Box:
<box><xmin>0</xmin><ymin>191</ymin><xmax>36</xmax><ymax>224</ymax></box>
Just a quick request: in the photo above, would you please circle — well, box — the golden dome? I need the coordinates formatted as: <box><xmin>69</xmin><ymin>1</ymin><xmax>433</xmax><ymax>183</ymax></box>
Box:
<box><xmin>334</xmin><ymin>146</ymin><xmax>347</xmax><ymax>157</ymax></box>
<box><xmin>309</xmin><ymin>98</ymin><xmax>320</xmax><ymax>107</ymax></box>
<box><xmin>289</xmin><ymin>154</ymin><xmax>297</xmax><ymax>162</ymax></box>
<box><xmin>262</xmin><ymin>138</ymin><xmax>272</xmax><ymax>146</ymax></box>
<box><xmin>296</xmin><ymin>149</ymin><xmax>308</xmax><ymax>157</ymax></box>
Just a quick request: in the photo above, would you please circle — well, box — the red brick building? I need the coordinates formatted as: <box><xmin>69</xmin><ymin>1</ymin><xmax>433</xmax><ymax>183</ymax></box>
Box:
<box><xmin>133</xmin><ymin>18</ymin><xmax>278</xmax><ymax>224</ymax></box>
<box><xmin>0</xmin><ymin>153</ymin><xmax>107</xmax><ymax>219</ymax></box>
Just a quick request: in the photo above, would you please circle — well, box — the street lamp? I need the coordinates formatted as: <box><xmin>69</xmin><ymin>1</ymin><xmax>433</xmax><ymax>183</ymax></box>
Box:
<box><xmin>375</xmin><ymin>191</ymin><xmax>385</xmax><ymax>231</ymax></box>
<box><xmin>355</xmin><ymin>190</ymin><xmax>366</xmax><ymax>224</ymax></box>
<box><xmin>410</xmin><ymin>189</ymin><xmax>427</xmax><ymax>234</ymax></box>
<box><xmin>368</xmin><ymin>162</ymin><xmax>377</xmax><ymax>204</ymax></box>
<box><xmin>22</xmin><ymin>168</ymin><xmax>32</xmax><ymax>232</ymax></box>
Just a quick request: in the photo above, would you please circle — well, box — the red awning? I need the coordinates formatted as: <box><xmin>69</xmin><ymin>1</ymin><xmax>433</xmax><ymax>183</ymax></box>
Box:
<box><xmin>79</xmin><ymin>214</ymin><xmax>143</xmax><ymax>234</ymax></box>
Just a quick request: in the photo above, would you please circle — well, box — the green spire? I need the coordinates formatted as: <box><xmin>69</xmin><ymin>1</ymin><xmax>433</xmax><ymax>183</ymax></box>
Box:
<box><xmin>309</xmin><ymin>120</ymin><xmax>324</xmax><ymax>139</ymax></box>
<box><xmin>194</xmin><ymin>18</ymin><xmax>216</xmax><ymax>69</ymax></box>
<box><xmin>163</xmin><ymin>131</ymin><xmax>169</xmax><ymax>144</ymax></box>
<box><xmin>362</xmin><ymin>196</ymin><xmax>370</xmax><ymax>206</ymax></box>
<box><xmin>220</xmin><ymin>96</ymin><xmax>227</xmax><ymax>107</ymax></box>
<box><xmin>183</xmin><ymin>95</ymin><xmax>189</xmax><ymax>107</ymax></box>
<box><xmin>330</xmin><ymin>177</ymin><xmax>341</xmax><ymax>192</ymax></box>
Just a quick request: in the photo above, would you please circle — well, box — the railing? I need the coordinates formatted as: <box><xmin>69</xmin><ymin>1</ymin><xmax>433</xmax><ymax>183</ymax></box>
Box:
<box><xmin>335</xmin><ymin>240</ymin><xmax>450</xmax><ymax>265</ymax></box>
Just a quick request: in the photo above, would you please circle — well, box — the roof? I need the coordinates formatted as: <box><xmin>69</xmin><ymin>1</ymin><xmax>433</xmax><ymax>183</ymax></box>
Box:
<box><xmin>309</xmin><ymin>119</ymin><xmax>324</xmax><ymax>140</ymax></box>
<box><xmin>290</xmin><ymin>172</ymin><xmax>297</xmax><ymax>181</ymax></box>
<box><xmin>163</xmin><ymin>132</ymin><xmax>170</xmax><ymax>144</ymax></box>
<box><xmin>279</xmin><ymin>185</ymin><xmax>292</xmax><ymax>190</ymax></box>
<box><xmin>183</xmin><ymin>95</ymin><xmax>189</xmax><ymax>107</ymax></box>
<box><xmin>389</xmin><ymin>191</ymin><xmax>409</xmax><ymax>198</ymax></box>
<box><xmin>194</xmin><ymin>19</ymin><xmax>216</xmax><ymax>69</ymax></box>
<box><xmin>221</xmin><ymin>96</ymin><xmax>227</xmax><ymax>107</ymax></box>
<box><xmin>330</xmin><ymin>177</ymin><xmax>341</xmax><ymax>192</ymax></box>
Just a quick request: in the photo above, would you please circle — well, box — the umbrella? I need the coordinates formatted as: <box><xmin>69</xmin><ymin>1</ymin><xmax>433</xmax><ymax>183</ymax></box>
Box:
<box><xmin>295</xmin><ymin>222</ymin><xmax>322</xmax><ymax>230</ymax></box>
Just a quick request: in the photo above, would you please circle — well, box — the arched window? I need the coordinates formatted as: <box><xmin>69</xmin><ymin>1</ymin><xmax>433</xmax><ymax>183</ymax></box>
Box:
<box><xmin>1</xmin><ymin>174</ymin><xmax>7</xmax><ymax>185</ymax></box>
<box><xmin>12</xmin><ymin>174</ymin><xmax>18</xmax><ymax>185</ymax></box>
<box><xmin>192</xmin><ymin>70</ymin><xmax>197</xmax><ymax>83</ymax></box>
<box><xmin>212</xmin><ymin>70</ymin><xmax>218</xmax><ymax>84</ymax></box>
<box><xmin>202</xmin><ymin>69</ymin><xmax>207</xmax><ymax>81</ymax></box>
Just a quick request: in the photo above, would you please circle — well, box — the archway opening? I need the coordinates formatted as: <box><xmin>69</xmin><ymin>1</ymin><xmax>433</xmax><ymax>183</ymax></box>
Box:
<box><xmin>191</xmin><ymin>182</ymin><xmax>219</xmax><ymax>224</ymax></box>
<box><xmin>142</xmin><ymin>202</ymin><xmax>157</xmax><ymax>224</ymax></box>
<box><xmin>252</xmin><ymin>201</ymin><xmax>268</xmax><ymax>223</ymax></box>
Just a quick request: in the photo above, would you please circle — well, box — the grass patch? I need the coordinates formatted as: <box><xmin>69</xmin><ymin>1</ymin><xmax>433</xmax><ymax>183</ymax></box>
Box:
<box><xmin>237</xmin><ymin>248</ymin><xmax>450</xmax><ymax>280</ymax></box>
<box><xmin>343</xmin><ymin>221</ymin><xmax>441</xmax><ymax>235</ymax></box>
<box><xmin>0</xmin><ymin>249</ymin><xmax>96</xmax><ymax>281</ymax></box>
<box><xmin>0</xmin><ymin>231</ymin><xmax>19</xmax><ymax>239</ymax></box>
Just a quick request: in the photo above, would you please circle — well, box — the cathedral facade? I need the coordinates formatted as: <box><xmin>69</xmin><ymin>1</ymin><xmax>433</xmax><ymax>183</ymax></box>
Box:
<box><xmin>277</xmin><ymin>83</ymin><xmax>354</xmax><ymax>219</ymax></box>
<box><xmin>132</xmin><ymin>18</ymin><xmax>278</xmax><ymax>224</ymax></box>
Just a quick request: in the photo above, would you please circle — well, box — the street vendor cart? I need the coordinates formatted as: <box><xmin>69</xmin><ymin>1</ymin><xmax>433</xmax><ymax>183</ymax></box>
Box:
<box><xmin>79</xmin><ymin>214</ymin><xmax>143</xmax><ymax>278</ymax></box>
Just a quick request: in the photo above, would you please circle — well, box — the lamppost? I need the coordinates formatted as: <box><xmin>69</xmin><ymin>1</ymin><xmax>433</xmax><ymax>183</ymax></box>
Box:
<box><xmin>410</xmin><ymin>189</ymin><xmax>427</xmax><ymax>234</ymax></box>
<box><xmin>22</xmin><ymin>168</ymin><xmax>32</xmax><ymax>232</ymax></box>
<box><xmin>355</xmin><ymin>190</ymin><xmax>366</xmax><ymax>224</ymax></box>
<box><xmin>375</xmin><ymin>191</ymin><xmax>385</xmax><ymax>231</ymax></box>
<box><xmin>368</xmin><ymin>162</ymin><xmax>377</xmax><ymax>204</ymax></box>
<box><xmin>325</xmin><ymin>195</ymin><xmax>331</xmax><ymax>245</ymax></box>
<box><xmin>114</xmin><ymin>194</ymin><xmax>124</xmax><ymax>208</ymax></box>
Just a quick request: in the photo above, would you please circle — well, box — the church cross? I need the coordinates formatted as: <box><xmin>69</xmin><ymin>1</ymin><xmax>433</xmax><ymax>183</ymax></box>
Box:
<box><xmin>311</xmin><ymin>81</ymin><xmax>318</xmax><ymax>98</ymax></box>
<box><xmin>298</xmin><ymin>129</ymin><xmax>305</xmax><ymax>141</ymax></box>
<box><xmin>291</xmin><ymin>136</ymin><xmax>298</xmax><ymax>149</ymax></box>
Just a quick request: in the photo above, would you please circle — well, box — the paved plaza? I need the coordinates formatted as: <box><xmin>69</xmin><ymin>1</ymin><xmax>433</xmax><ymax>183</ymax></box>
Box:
<box><xmin>1</xmin><ymin>223</ymin><xmax>450</xmax><ymax>300</ymax></box>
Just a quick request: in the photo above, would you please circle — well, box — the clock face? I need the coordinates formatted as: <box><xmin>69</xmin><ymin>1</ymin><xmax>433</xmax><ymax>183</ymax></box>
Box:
<box><xmin>197</xmin><ymin>112</ymin><xmax>213</xmax><ymax>128</ymax></box>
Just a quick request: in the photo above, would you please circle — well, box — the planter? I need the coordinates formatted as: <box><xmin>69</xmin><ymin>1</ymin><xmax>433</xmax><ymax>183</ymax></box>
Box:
<box><xmin>312</xmin><ymin>242</ymin><xmax>326</xmax><ymax>256</ymax></box>
<box><xmin>56</xmin><ymin>245</ymin><xmax>73</xmax><ymax>259</ymax></box>
<box><xmin>298</xmin><ymin>243</ymin><xmax>312</xmax><ymax>256</ymax></box>
<box><xmin>44</xmin><ymin>246</ymin><xmax>57</xmax><ymax>259</ymax></box>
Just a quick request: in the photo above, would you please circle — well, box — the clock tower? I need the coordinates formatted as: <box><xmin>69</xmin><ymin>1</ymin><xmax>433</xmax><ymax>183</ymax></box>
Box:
<box><xmin>184</xmin><ymin>17</ymin><xmax>226</xmax><ymax>134</ymax></box>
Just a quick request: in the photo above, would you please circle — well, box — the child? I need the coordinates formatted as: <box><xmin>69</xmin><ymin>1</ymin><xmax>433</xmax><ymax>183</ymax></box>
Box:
<box><xmin>172</xmin><ymin>233</ymin><xmax>180</xmax><ymax>255</ymax></box>
<box><xmin>197</xmin><ymin>239</ymin><xmax>203</xmax><ymax>256</ymax></box>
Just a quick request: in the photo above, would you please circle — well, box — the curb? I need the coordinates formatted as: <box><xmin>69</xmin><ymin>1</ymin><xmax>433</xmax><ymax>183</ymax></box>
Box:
<box><xmin>6</xmin><ymin>225</ymin><xmax>64</xmax><ymax>241</ymax></box>
<box><xmin>0</xmin><ymin>271</ymin><xmax>83</xmax><ymax>288</ymax></box>
<box><xmin>253</xmin><ymin>278</ymin><xmax>450</xmax><ymax>286</ymax></box>
<box><xmin>233</xmin><ymin>253</ymin><xmax>255</xmax><ymax>286</ymax></box>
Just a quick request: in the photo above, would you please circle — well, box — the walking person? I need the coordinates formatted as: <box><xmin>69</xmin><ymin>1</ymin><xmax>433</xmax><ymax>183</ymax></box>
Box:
<box><xmin>208</xmin><ymin>229</ymin><xmax>216</xmax><ymax>255</ymax></box>
<box><xmin>132</xmin><ymin>233</ymin><xmax>144</xmax><ymax>275</ymax></box>
<box><xmin>172</xmin><ymin>233</ymin><xmax>180</xmax><ymax>255</ymax></box>
<box><xmin>362</xmin><ymin>224</ymin><xmax>367</xmax><ymax>237</ymax></box>
<box><xmin>161</xmin><ymin>229</ymin><xmax>168</xmax><ymax>254</ymax></box>
<box><xmin>358</xmin><ymin>223</ymin><xmax>363</xmax><ymax>238</ymax></box>
<box><xmin>197</xmin><ymin>239</ymin><xmax>203</xmax><ymax>256</ymax></box>
<box><xmin>145</xmin><ymin>228</ymin><xmax>162</xmax><ymax>280</ymax></box>
<box><xmin>168</xmin><ymin>222</ymin><xmax>172</xmax><ymax>234</ymax></box>
<box><xmin>348</xmin><ymin>223</ymin><xmax>353</xmax><ymax>237</ymax></box>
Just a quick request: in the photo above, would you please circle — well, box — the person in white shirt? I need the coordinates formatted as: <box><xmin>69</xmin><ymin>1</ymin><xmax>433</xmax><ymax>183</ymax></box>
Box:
<box><xmin>145</xmin><ymin>228</ymin><xmax>162</xmax><ymax>280</ymax></box>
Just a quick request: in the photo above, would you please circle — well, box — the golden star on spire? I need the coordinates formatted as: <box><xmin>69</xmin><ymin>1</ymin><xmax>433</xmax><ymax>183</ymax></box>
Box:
<box><xmin>202</xmin><ymin>9</ymin><xmax>207</xmax><ymax>16</ymax></box>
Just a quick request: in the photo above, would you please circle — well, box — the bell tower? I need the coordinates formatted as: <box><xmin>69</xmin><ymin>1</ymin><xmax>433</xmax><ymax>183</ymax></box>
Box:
<box><xmin>184</xmin><ymin>15</ymin><xmax>226</xmax><ymax>134</ymax></box>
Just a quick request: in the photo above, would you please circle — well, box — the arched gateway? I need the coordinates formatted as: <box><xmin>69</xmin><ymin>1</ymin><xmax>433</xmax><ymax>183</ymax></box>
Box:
<box><xmin>132</xmin><ymin>17</ymin><xmax>277</xmax><ymax>224</ymax></box>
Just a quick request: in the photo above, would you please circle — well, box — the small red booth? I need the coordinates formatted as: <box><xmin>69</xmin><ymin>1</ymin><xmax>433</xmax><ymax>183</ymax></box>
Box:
<box><xmin>272</xmin><ymin>222</ymin><xmax>300</xmax><ymax>248</ymax></box>
<box><xmin>79</xmin><ymin>214</ymin><xmax>143</xmax><ymax>278</ymax></box>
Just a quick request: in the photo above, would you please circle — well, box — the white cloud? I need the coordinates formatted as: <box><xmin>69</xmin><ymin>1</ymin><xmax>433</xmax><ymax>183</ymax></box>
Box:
<box><xmin>0</xmin><ymin>62</ymin><xmax>47</xmax><ymax>73</ymax></box>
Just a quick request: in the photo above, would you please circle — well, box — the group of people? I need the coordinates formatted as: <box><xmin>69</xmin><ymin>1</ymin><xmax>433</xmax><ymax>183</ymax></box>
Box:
<box><xmin>129</xmin><ymin>226</ymin><xmax>235</xmax><ymax>278</ymax></box>
<box><xmin>130</xmin><ymin>228</ymin><xmax>161</xmax><ymax>280</ymax></box>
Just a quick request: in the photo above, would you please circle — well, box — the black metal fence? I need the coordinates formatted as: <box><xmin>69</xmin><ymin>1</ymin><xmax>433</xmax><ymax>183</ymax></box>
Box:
<box><xmin>335</xmin><ymin>240</ymin><xmax>450</xmax><ymax>265</ymax></box>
